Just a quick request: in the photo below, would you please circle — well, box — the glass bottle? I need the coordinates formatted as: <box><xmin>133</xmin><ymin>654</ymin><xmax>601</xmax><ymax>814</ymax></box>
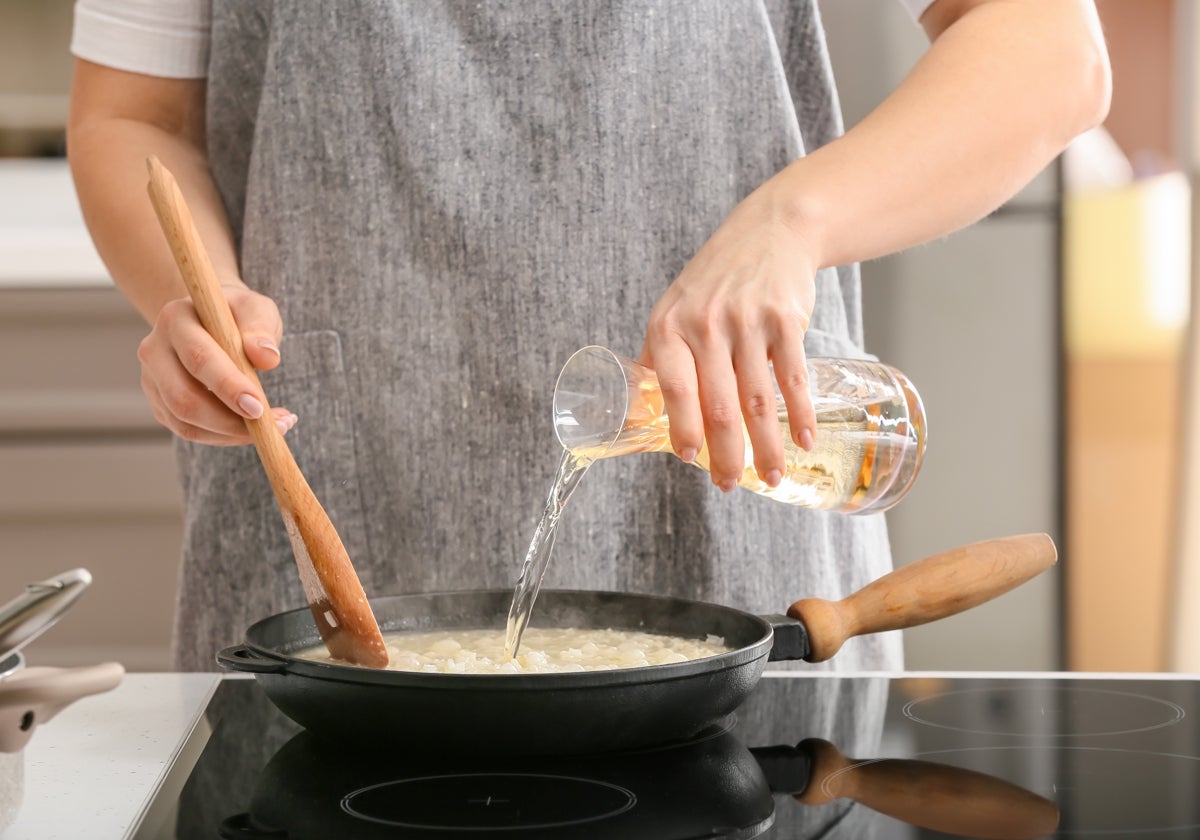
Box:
<box><xmin>552</xmin><ymin>346</ymin><xmax>927</xmax><ymax>514</ymax></box>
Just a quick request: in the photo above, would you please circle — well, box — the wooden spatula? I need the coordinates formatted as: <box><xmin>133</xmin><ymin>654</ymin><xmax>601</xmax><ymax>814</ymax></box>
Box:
<box><xmin>145</xmin><ymin>156</ymin><xmax>388</xmax><ymax>669</ymax></box>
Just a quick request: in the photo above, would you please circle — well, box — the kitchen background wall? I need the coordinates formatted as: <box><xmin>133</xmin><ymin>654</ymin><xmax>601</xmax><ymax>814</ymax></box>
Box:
<box><xmin>0</xmin><ymin>1</ymin><xmax>1195</xmax><ymax>674</ymax></box>
<box><xmin>0</xmin><ymin>0</ymin><xmax>182</xmax><ymax>672</ymax></box>
<box><xmin>820</xmin><ymin>1</ymin><xmax>1063</xmax><ymax>671</ymax></box>
<box><xmin>0</xmin><ymin>0</ymin><xmax>72</xmax><ymax>157</ymax></box>
<box><xmin>821</xmin><ymin>0</ymin><xmax>1199</xmax><ymax>672</ymax></box>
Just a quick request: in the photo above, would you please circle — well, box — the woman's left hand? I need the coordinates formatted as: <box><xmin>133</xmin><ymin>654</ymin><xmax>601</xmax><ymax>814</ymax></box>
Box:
<box><xmin>640</xmin><ymin>171</ymin><xmax>820</xmax><ymax>493</ymax></box>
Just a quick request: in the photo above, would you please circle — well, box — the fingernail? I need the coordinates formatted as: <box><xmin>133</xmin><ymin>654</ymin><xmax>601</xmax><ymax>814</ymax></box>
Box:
<box><xmin>679</xmin><ymin>447</ymin><xmax>698</xmax><ymax>463</ymax></box>
<box><xmin>237</xmin><ymin>393</ymin><xmax>265</xmax><ymax>419</ymax></box>
<box><xmin>717</xmin><ymin>478</ymin><xmax>737</xmax><ymax>493</ymax></box>
<box><xmin>276</xmin><ymin>415</ymin><xmax>295</xmax><ymax>435</ymax></box>
<box><xmin>258</xmin><ymin>339</ymin><xmax>280</xmax><ymax>356</ymax></box>
<box><xmin>765</xmin><ymin>469</ymin><xmax>782</xmax><ymax>488</ymax></box>
<box><xmin>800</xmin><ymin>428</ymin><xmax>814</xmax><ymax>452</ymax></box>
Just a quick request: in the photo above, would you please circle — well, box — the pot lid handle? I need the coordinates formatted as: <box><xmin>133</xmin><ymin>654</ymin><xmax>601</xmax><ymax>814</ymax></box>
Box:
<box><xmin>0</xmin><ymin>569</ymin><xmax>92</xmax><ymax>662</ymax></box>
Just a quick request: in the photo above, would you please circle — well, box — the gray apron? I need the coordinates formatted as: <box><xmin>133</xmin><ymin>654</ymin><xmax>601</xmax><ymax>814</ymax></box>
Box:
<box><xmin>172</xmin><ymin>0</ymin><xmax>903</xmax><ymax>674</ymax></box>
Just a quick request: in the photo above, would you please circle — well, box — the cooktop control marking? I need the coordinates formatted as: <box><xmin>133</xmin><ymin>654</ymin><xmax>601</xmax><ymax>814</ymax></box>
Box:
<box><xmin>903</xmin><ymin>686</ymin><xmax>1185</xmax><ymax>737</ymax></box>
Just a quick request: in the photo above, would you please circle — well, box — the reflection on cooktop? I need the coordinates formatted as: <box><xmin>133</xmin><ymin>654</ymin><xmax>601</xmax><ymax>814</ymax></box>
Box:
<box><xmin>891</xmin><ymin>746</ymin><xmax>1200</xmax><ymax>835</ymax></box>
<box><xmin>219</xmin><ymin>723</ymin><xmax>775</xmax><ymax>840</ymax></box>
<box><xmin>147</xmin><ymin>675</ymin><xmax>1200</xmax><ymax>839</ymax></box>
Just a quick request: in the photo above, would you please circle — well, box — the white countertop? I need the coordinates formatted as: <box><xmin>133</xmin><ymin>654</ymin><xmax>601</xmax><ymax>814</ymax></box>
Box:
<box><xmin>4</xmin><ymin>672</ymin><xmax>220</xmax><ymax>840</ymax></box>
<box><xmin>0</xmin><ymin>159</ymin><xmax>111</xmax><ymax>288</ymax></box>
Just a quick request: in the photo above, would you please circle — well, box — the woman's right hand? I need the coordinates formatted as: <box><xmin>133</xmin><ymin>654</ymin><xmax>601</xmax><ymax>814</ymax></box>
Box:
<box><xmin>138</xmin><ymin>283</ymin><xmax>296</xmax><ymax>446</ymax></box>
<box><xmin>67</xmin><ymin>61</ymin><xmax>289</xmax><ymax>447</ymax></box>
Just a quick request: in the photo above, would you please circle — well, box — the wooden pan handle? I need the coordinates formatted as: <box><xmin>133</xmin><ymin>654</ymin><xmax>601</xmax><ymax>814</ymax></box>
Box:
<box><xmin>797</xmin><ymin>738</ymin><xmax>1060</xmax><ymax>839</ymax></box>
<box><xmin>789</xmin><ymin>533</ymin><xmax>1057</xmax><ymax>663</ymax></box>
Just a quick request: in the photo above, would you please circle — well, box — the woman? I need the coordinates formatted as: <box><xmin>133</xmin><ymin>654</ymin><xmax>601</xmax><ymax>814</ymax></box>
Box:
<box><xmin>68</xmin><ymin>0</ymin><xmax>1109</xmax><ymax>671</ymax></box>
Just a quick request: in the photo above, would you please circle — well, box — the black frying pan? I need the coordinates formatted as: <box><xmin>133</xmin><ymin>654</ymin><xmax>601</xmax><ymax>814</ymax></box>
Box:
<box><xmin>217</xmin><ymin>534</ymin><xmax>1055</xmax><ymax>756</ymax></box>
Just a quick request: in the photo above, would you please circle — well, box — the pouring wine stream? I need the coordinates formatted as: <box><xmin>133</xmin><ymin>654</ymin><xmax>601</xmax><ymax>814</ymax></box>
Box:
<box><xmin>503</xmin><ymin>450</ymin><xmax>594</xmax><ymax>661</ymax></box>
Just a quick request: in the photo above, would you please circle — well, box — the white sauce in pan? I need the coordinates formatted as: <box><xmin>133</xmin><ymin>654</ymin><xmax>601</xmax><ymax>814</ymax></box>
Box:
<box><xmin>297</xmin><ymin>627</ymin><xmax>730</xmax><ymax>674</ymax></box>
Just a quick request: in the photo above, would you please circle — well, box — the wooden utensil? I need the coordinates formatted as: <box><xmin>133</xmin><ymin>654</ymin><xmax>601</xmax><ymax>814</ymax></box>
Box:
<box><xmin>145</xmin><ymin>156</ymin><xmax>388</xmax><ymax>668</ymax></box>
<box><xmin>788</xmin><ymin>532</ymin><xmax>1057</xmax><ymax>662</ymax></box>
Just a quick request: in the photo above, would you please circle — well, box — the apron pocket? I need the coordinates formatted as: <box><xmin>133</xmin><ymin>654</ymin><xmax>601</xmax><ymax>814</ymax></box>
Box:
<box><xmin>261</xmin><ymin>330</ymin><xmax>371</xmax><ymax>569</ymax></box>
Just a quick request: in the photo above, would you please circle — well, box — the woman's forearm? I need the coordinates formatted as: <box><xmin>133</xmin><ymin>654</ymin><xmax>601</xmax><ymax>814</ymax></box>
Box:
<box><xmin>68</xmin><ymin>60</ymin><xmax>290</xmax><ymax>446</ymax></box>
<box><xmin>67</xmin><ymin>61</ymin><xmax>242</xmax><ymax>324</ymax></box>
<box><xmin>776</xmin><ymin>0</ymin><xmax>1111</xmax><ymax>270</ymax></box>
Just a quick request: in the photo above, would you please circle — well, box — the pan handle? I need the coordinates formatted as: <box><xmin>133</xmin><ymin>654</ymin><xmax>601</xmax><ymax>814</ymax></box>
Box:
<box><xmin>789</xmin><ymin>533</ymin><xmax>1057</xmax><ymax>663</ymax></box>
<box><xmin>218</xmin><ymin>813</ymin><xmax>288</xmax><ymax>838</ymax></box>
<box><xmin>763</xmin><ymin>615</ymin><xmax>811</xmax><ymax>662</ymax></box>
<box><xmin>216</xmin><ymin>645</ymin><xmax>289</xmax><ymax>675</ymax></box>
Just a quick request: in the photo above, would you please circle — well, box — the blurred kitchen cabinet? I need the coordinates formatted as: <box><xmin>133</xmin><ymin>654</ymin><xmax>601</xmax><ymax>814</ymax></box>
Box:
<box><xmin>1173</xmin><ymin>210</ymin><xmax>1200</xmax><ymax>670</ymax></box>
<box><xmin>0</xmin><ymin>287</ymin><xmax>181</xmax><ymax>671</ymax></box>
<box><xmin>1063</xmin><ymin>173</ymin><xmax>1191</xmax><ymax>672</ymax></box>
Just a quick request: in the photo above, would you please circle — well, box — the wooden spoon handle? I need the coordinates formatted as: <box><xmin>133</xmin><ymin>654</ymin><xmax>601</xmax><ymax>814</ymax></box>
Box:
<box><xmin>145</xmin><ymin>156</ymin><xmax>388</xmax><ymax>668</ymax></box>
<box><xmin>142</xmin><ymin>159</ymin><xmax>276</xmax><ymax>439</ymax></box>
<box><xmin>788</xmin><ymin>533</ymin><xmax>1057</xmax><ymax>663</ymax></box>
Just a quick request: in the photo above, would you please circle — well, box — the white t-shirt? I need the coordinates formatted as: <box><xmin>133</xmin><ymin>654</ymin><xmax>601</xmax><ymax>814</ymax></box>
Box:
<box><xmin>71</xmin><ymin>0</ymin><xmax>938</xmax><ymax>79</ymax></box>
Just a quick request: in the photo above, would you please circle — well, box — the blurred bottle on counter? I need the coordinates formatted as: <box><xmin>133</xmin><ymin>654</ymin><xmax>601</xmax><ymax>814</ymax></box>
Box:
<box><xmin>553</xmin><ymin>346</ymin><xmax>927</xmax><ymax>514</ymax></box>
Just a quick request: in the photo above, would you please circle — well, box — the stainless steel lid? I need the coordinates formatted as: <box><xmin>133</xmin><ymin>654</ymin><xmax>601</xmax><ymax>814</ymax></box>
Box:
<box><xmin>0</xmin><ymin>569</ymin><xmax>91</xmax><ymax>662</ymax></box>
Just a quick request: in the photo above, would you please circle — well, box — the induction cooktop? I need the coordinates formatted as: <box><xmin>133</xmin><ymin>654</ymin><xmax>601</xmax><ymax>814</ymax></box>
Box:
<box><xmin>133</xmin><ymin>672</ymin><xmax>1200</xmax><ymax>839</ymax></box>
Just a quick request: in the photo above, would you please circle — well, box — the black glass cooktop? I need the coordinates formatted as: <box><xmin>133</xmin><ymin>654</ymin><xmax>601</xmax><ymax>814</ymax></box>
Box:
<box><xmin>140</xmin><ymin>673</ymin><xmax>1200</xmax><ymax>839</ymax></box>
